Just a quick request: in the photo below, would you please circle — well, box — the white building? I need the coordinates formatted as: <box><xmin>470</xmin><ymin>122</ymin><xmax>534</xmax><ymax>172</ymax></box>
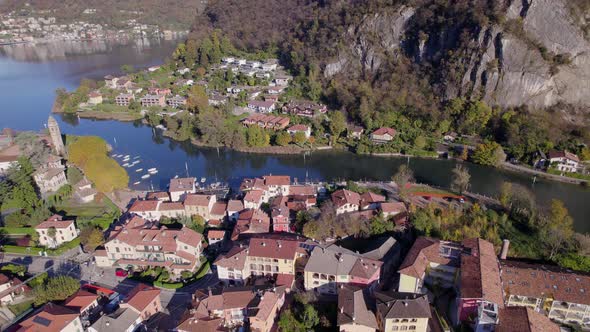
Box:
<box><xmin>35</xmin><ymin>215</ymin><xmax>78</xmax><ymax>249</ymax></box>
<box><xmin>547</xmin><ymin>150</ymin><xmax>580</xmax><ymax>173</ymax></box>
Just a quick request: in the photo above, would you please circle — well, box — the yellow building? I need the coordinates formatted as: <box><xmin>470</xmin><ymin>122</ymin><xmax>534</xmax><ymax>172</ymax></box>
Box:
<box><xmin>375</xmin><ymin>291</ymin><xmax>431</xmax><ymax>332</ymax></box>
<box><xmin>246</xmin><ymin>238</ymin><xmax>298</xmax><ymax>276</ymax></box>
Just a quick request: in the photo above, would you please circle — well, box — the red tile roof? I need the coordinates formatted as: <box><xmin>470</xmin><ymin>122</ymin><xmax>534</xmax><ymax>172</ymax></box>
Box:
<box><xmin>35</xmin><ymin>215</ymin><xmax>74</xmax><ymax>230</ymax></box>
<box><xmin>159</xmin><ymin>202</ymin><xmax>184</xmax><ymax>211</ymax></box>
<box><xmin>211</xmin><ymin>202</ymin><xmax>227</xmax><ymax>216</ymax></box>
<box><xmin>331</xmin><ymin>189</ymin><xmax>361</xmax><ymax>208</ymax></box>
<box><xmin>372</xmin><ymin>127</ymin><xmax>396</xmax><ymax>137</ymax></box>
<box><xmin>169</xmin><ymin>177</ymin><xmax>196</xmax><ymax>192</ymax></box>
<box><xmin>207</xmin><ymin>230</ymin><xmax>226</xmax><ymax>239</ymax></box>
<box><xmin>129</xmin><ymin>200</ymin><xmax>159</xmax><ymax>212</ymax></box>
<box><xmin>124</xmin><ymin>283</ymin><xmax>161</xmax><ymax>312</ymax></box>
<box><xmin>398</xmin><ymin>237</ymin><xmax>460</xmax><ymax>279</ymax></box>
<box><xmin>459</xmin><ymin>238</ymin><xmax>504</xmax><ymax>306</ymax></box>
<box><xmin>263</xmin><ymin>175</ymin><xmax>290</xmax><ymax>186</ymax></box>
<box><xmin>244</xmin><ymin>190</ymin><xmax>264</xmax><ymax>203</ymax></box>
<box><xmin>548</xmin><ymin>150</ymin><xmax>580</xmax><ymax>163</ymax></box>
<box><xmin>380</xmin><ymin>202</ymin><xmax>407</xmax><ymax>214</ymax></box>
<box><xmin>360</xmin><ymin>192</ymin><xmax>385</xmax><ymax>205</ymax></box>
<box><xmin>288</xmin><ymin>185</ymin><xmax>316</xmax><ymax>196</ymax></box>
<box><xmin>18</xmin><ymin>303</ymin><xmax>79</xmax><ymax>332</ymax></box>
<box><xmin>501</xmin><ymin>260</ymin><xmax>590</xmax><ymax>306</ymax></box>
<box><xmin>227</xmin><ymin>200</ymin><xmax>244</xmax><ymax>212</ymax></box>
<box><xmin>64</xmin><ymin>289</ymin><xmax>99</xmax><ymax>313</ymax></box>
<box><xmin>497</xmin><ymin>307</ymin><xmax>560</xmax><ymax>332</ymax></box>
<box><xmin>146</xmin><ymin>191</ymin><xmax>169</xmax><ymax>200</ymax></box>
<box><xmin>214</xmin><ymin>246</ymin><xmax>248</xmax><ymax>270</ymax></box>
<box><xmin>184</xmin><ymin>194</ymin><xmax>213</xmax><ymax>207</ymax></box>
<box><xmin>248</xmin><ymin>237</ymin><xmax>298</xmax><ymax>260</ymax></box>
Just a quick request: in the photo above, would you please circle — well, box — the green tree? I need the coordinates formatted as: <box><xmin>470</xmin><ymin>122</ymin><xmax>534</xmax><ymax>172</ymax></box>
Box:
<box><xmin>301</xmin><ymin>304</ymin><xmax>320</xmax><ymax>330</ymax></box>
<box><xmin>278</xmin><ymin>310</ymin><xmax>304</xmax><ymax>332</ymax></box>
<box><xmin>413</xmin><ymin>135</ymin><xmax>427</xmax><ymax>150</ymax></box>
<box><xmin>47</xmin><ymin>227</ymin><xmax>56</xmax><ymax>242</ymax></box>
<box><xmin>33</xmin><ymin>275</ymin><xmax>80</xmax><ymax>305</ymax></box>
<box><xmin>79</xmin><ymin>227</ymin><xmax>104</xmax><ymax>252</ymax></box>
<box><xmin>543</xmin><ymin>199</ymin><xmax>574</xmax><ymax>259</ymax></box>
<box><xmin>451</xmin><ymin>164</ymin><xmax>470</xmax><ymax>194</ymax></box>
<box><xmin>128</xmin><ymin>100</ymin><xmax>140</xmax><ymax>111</ymax></box>
<box><xmin>190</xmin><ymin>215</ymin><xmax>206</xmax><ymax>233</ymax></box>
<box><xmin>275</xmin><ymin>132</ymin><xmax>291</xmax><ymax>146</ymax></box>
<box><xmin>246</xmin><ymin>126</ymin><xmax>269</xmax><ymax>147</ymax></box>
<box><xmin>471</xmin><ymin>142</ymin><xmax>506</xmax><ymax>167</ymax></box>
<box><xmin>120</xmin><ymin>64</ymin><xmax>135</xmax><ymax>74</ymax></box>
<box><xmin>329</xmin><ymin>111</ymin><xmax>346</xmax><ymax>144</ymax></box>
<box><xmin>293</xmin><ymin>132</ymin><xmax>307</xmax><ymax>145</ymax></box>
<box><xmin>187</xmin><ymin>85</ymin><xmax>209</xmax><ymax>113</ymax></box>
<box><xmin>392</xmin><ymin>164</ymin><xmax>414</xmax><ymax>200</ymax></box>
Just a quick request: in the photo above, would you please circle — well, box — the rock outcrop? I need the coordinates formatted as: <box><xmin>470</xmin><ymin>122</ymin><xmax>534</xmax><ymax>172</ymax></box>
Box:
<box><xmin>322</xmin><ymin>0</ymin><xmax>590</xmax><ymax>109</ymax></box>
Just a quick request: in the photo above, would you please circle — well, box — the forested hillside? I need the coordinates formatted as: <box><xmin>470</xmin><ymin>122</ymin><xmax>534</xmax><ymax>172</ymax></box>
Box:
<box><xmin>185</xmin><ymin>0</ymin><xmax>590</xmax><ymax>160</ymax></box>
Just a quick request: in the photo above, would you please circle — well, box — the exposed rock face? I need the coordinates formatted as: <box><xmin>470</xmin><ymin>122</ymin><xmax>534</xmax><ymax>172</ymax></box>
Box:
<box><xmin>324</xmin><ymin>0</ymin><xmax>590</xmax><ymax>109</ymax></box>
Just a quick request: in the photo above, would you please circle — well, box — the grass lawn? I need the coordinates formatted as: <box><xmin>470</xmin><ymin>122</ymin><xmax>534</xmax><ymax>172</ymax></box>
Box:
<box><xmin>8</xmin><ymin>300</ymin><xmax>34</xmax><ymax>316</ymax></box>
<box><xmin>54</xmin><ymin>195</ymin><xmax>120</xmax><ymax>230</ymax></box>
<box><xmin>409</xmin><ymin>184</ymin><xmax>456</xmax><ymax>196</ymax></box>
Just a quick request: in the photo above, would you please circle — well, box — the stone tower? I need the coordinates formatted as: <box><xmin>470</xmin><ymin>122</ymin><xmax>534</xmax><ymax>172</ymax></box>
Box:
<box><xmin>47</xmin><ymin>116</ymin><xmax>66</xmax><ymax>156</ymax></box>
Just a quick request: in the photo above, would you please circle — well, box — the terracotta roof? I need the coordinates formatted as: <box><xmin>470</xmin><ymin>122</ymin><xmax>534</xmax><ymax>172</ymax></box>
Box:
<box><xmin>170</xmin><ymin>177</ymin><xmax>196</xmax><ymax>192</ymax></box>
<box><xmin>501</xmin><ymin>260</ymin><xmax>590</xmax><ymax>306</ymax></box>
<box><xmin>214</xmin><ymin>246</ymin><xmax>248</xmax><ymax>270</ymax></box>
<box><xmin>35</xmin><ymin>215</ymin><xmax>74</xmax><ymax>230</ymax></box>
<box><xmin>375</xmin><ymin>291</ymin><xmax>431</xmax><ymax>319</ymax></box>
<box><xmin>232</xmin><ymin>210</ymin><xmax>270</xmax><ymax>240</ymax></box>
<box><xmin>263</xmin><ymin>175</ymin><xmax>290</xmax><ymax>186</ymax></box>
<box><xmin>18</xmin><ymin>303</ymin><xmax>79</xmax><ymax>332</ymax></box>
<box><xmin>146</xmin><ymin>191</ymin><xmax>170</xmax><ymax>200</ymax></box>
<box><xmin>459</xmin><ymin>238</ymin><xmax>504</xmax><ymax>306</ymax></box>
<box><xmin>380</xmin><ymin>201</ymin><xmax>407</xmax><ymax>214</ymax></box>
<box><xmin>288</xmin><ymin>185</ymin><xmax>316</xmax><ymax>196</ymax></box>
<box><xmin>211</xmin><ymin>202</ymin><xmax>227</xmax><ymax>216</ymax></box>
<box><xmin>207</xmin><ymin>230</ymin><xmax>226</xmax><ymax>240</ymax></box>
<box><xmin>64</xmin><ymin>289</ymin><xmax>99</xmax><ymax>313</ymax></box>
<box><xmin>497</xmin><ymin>307</ymin><xmax>560</xmax><ymax>332</ymax></box>
<box><xmin>338</xmin><ymin>285</ymin><xmax>378</xmax><ymax>329</ymax></box>
<box><xmin>159</xmin><ymin>202</ymin><xmax>184</xmax><ymax>211</ymax></box>
<box><xmin>0</xmin><ymin>273</ymin><xmax>10</xmax><ymax>285</ymax></box>
<box><xmin>275</xmin><ymin>274</ymin><xmax>294</xmax><ymax>288</ymax></box>
<box><xmin>244</xmin><ymin>190</ymin><xmax>264</xmax><ymax>203</ymax></box>
<box><xmin>360</xmin><ymin>192</ymin><xmax>385</xmax><ymax>205</ymax></box>
<box><xmin>398</xmin><ymin>237</ymin><xmax>461</xmax><ymax>279</ymax></box>
<box><xmin>252</xmin><ymin>291</ymin><xmax>279</xmax><ymax>322</ymax></box>
<box><xmin>547</xmin><ymin>150</ymin><xmax>580</xmax><ymax>163</ymax></box>
<box><xmin>227</xmin><ymin>200</ymin><xmax>244</xmax><ymax>212</ymax></box>
<box><xmin>177</xmin><ymin>316</ymin><xmax>225</xmax><ymax>332</ymax></box>
<box><xmin>372</xmin><ymin>127</ymin><xmax>397</xmax><ymax>137</ymax></box>
<box><xmin>129</xmin><ymin>200</ymin><xmax>159</xmax><ymax>212</ymax></box>
<box><xmin>108</xmin><ymin>224</ymin><xmax>202</xmax><ymax>250</ymax></box>
<box><xmin>287</xmin><ymin>125</ymin><xmax>309</xmax><ymax>132</ymax></box>
<box><xmin>184</xmin><ymin>194</ymin><xmax>213</xmax><ymax>207</ymax></box>
<box><xmin>331</xmin><ymin>189</ymin><xmax>361</xmax><ymax>208</ymax></box>
<box><xmin>124</xmin><ymin>283</ymin><xmax>161</xmax><ymax>312</ymax></box>
<box><xmin>248</xmin><ymin>237</ymin><xmax>299</xmax><ymax>260</ymax></box>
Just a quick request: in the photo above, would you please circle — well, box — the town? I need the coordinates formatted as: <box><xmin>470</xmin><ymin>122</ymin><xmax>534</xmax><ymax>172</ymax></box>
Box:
<box><xmin>0</xmin><ymin>118</ymin><xmax>588</xmax><ymax>332</ymax></box>
<box><xmin>0</xmin><ymin>9</ymin><xmax>186</xmax><ymax>45</ymax></box>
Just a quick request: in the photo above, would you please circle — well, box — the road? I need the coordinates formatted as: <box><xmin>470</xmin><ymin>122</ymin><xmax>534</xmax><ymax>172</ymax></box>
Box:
<box><xmin>0</xmin><ymin>252</ymin><xmax>219</xmax><ymax>326</ymax></box>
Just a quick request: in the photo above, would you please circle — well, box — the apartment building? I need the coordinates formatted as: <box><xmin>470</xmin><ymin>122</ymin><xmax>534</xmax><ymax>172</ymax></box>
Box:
<box><xmin>231</xmin><ymin>209</ymin><xmax>270</xmax><ymax>241</ymax></box>
<box><xmin>97</xmin><ymin>217</ymin><xmax>203</xmax><ymax>275</ymax></box>
<box><xmin>375</xmin><ymin>291</ymin><xmax>431</xmax><ymax>332</ymax></box>
<box><xmin>120</xmin><ymin>283</ymin><xmax>162</xmax><ymax>321</ymax></box>
<box><xmin>501</xmin><ymin>260</ymin><xmax>590</xmax><ymax>329</ymax></box>
<box><xmin>169</xmin><ymin>177</ymin><xmax>196</xmax><ymax>201</ymax></box>
<box><xmin>304</xmin><ymin>244</ymin><xmax>382</xmax><ymax>295</ymax></box>
<box><xmin>140</xmin><ymin>94</ymin><xmax>166</xmax><ymax>107</ymax></box>
<box><xmin>332</xmin><ymin>189</ymin><xmax>361</xmax><ymax>215</ymax></box>
<box><xmin>128</xmin><ymin>200</ymin><xmax>186</xmax><ymax>220</ymax></box>
<box><xmin>35</xmin><ymin>214</ymin><xmax>78</xmax><ymax>248</ymax></box>
<box><xmin>184</xmin><ymin>194</ymin><xmax>216</xmax><ymax>220</ymax></box>
<box><xmin>115</xmin><ymin>93</ymin><xmax>134</xmax><ymax>106</ymax></box>
<box><xmin>215</xmin><ymin>246</ymin><xmax>249</xmax><ymax>285</ymax></box>
<box><xmin>398</xmin><ymin>237</ymin><xmax>462</xmax><ymax>293</ymax></box>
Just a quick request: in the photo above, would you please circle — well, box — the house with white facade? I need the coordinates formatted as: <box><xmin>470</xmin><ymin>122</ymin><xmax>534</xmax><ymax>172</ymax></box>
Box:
<box><xmin>35</xmin><ymin>214</ymin><xmax>78</xmax><ymax>248</ymax></box>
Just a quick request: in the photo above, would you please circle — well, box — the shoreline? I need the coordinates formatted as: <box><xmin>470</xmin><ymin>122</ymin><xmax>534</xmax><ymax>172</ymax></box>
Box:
<box><xmin>53</xmin><ymin>108</ymin><xmax>588</xmax><ymax>187</ymax></box>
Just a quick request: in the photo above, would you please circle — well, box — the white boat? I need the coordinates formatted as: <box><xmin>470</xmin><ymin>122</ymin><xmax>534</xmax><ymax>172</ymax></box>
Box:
<box><xmin>133</xmin><ymin>156</ymin><xmax>140</xmax><ymax>159</ymax></box>
<box><xmin>122</xmin><ymin>163</ymin><xmax>130</xmax><ymax>167</ymax></box>
<box><xmin>124</xmin><ymin>155</ymin><xmax>130</xmax><ymax>159</ymax></box>
<box><xmin>174</xmin><ymin>175</ymin><xmax>179</xmax><ymax>179</ymax></box>
<box><xmin>112</xmin><ymin>154</ymin><xmax>120</xmax><ymax>158</ymax></box>
<box><xmin>200</xmin><ymin>177</ymin><xmax>206</xmax><ymax>183</ymax></box>
<box><xmin>148</xmin><ymin>168</ymin><xmax>157</xmax><ymax>172</ymax></box>
<box><xmin>132</xmin><ymin>161</ymin><xmax>140</xmax><ymax>165</ymax></box>
<box><xmin>141</xmin><ymin>174</ymin><xmax>150</xmax><ymax>179</ymax></box>
<box><xmin>136</xmin><ymin>168</ymin><xmax>143</xmax><ymax>172</ymax></box>
<box><xmin>149</xmin><ymin>170</ymin><xmax>158</xmax><ymax>174</ymax></box>
<box><xmin>133</xmin><ymin>181</ymin><xmax>141</xmax><ymax>185</ymax></box>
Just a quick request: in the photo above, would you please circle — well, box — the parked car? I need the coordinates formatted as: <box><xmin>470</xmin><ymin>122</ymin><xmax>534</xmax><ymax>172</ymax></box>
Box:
<box><xmin>115</xmin><ymin>268</ymin><xmax>128</xmax><ymax>277</ymax></box>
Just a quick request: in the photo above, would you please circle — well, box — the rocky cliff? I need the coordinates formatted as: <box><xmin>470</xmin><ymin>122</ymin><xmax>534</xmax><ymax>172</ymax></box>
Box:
<box><xmin>324</xmin><ymin>0</ymin><xmax>590</xmax><ymax>109</ymax></box>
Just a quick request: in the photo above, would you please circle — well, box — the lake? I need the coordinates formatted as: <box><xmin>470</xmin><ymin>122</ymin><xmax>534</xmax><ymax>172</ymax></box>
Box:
<box><xmin>1</xmin><ymin>39</ymin><xmax>589</xmax><ymax>233</ymax></box>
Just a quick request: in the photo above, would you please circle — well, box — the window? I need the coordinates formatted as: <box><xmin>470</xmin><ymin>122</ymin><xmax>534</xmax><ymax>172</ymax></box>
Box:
<box><xmin>410</xmin><ymin>319</ymin><xmax>417</xmax><ymax>322</ymax></box>
<box><xmin>400</xmin><ymin>327</ymin><xmax>408</xmax><ymax>331</ymax></box>
<box><xmin>392</xmin><ymin>327</ymin><xmax>399</xmax><ymax>331</ymax></box>
<box><xmin>409</xmin><ymin>326</ymin><xmax>416</xmax><ymax>331</ymax></box>
<box><xmin>116</xmin><ymin>248</ymin><xmax>120</xmax><ymax>253</ymax></box>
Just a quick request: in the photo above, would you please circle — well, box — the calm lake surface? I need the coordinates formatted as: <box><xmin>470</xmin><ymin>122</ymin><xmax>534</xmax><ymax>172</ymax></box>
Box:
<box><xmin>1</xmin><ymin>39</ymin><xmax>589</xmax><ymax>233</ymax></box>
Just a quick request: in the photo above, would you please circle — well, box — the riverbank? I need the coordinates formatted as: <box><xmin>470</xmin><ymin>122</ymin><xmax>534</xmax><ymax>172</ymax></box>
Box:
<box><xmin>76</xmin><ymin>111</ymin><xmax>142</xmax><ymax>122</ymax></box>
<box><xmin>501</xmin><ymin>162</ymin><xmax>588</xmax><ymax>186</ymax></box>
<box><xmin>190</xmin><ymin>137</ymin><xmax>317</xmax><ymax>155</ymax></box>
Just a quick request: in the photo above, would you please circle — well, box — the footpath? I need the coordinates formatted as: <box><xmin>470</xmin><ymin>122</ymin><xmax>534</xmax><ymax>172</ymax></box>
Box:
<box><xmin>501</xmin><ymin>162</ymin><xmax>588</xmax><ymax>185</ymax></box>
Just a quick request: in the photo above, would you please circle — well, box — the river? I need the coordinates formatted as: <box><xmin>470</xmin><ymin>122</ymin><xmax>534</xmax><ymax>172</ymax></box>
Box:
<box><xmin>1</xmin><ymin>39</ymin><xmax>589</xmax><ymax>233</ymax></box>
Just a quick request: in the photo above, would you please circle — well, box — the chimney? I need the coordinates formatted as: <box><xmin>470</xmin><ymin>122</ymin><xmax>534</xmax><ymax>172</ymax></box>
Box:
<box><xmin>208</xmin><ymin>287</ymin><xmax>212</xmax><ymax>297</ymax></box>
<box><xmin>340</xmin><ymin>307</ymin><xmax>344</xmax><ymax>314</ymax></box>
<box><xmin>500</xmin><ymin>239</ymin><xmax>510</xmax><ymax>260</ymax></box>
